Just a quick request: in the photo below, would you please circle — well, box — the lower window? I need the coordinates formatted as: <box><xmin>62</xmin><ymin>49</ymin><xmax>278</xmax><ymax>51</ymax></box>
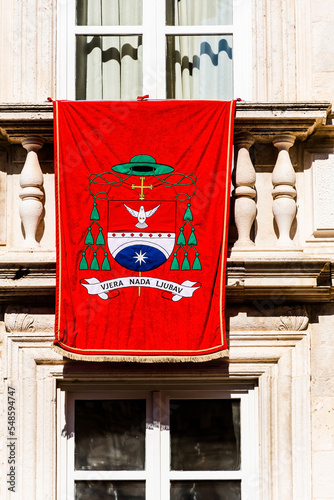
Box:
<box><xmin>58</xmin><ymin>386</ymin><xmax>257</xmax><ymax>499</ymax></box>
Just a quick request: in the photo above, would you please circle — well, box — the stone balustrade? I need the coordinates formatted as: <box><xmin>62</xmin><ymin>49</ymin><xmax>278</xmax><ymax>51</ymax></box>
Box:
<box><xmin>19</xmin><ymin>137</ymin><xmax>45</xmax><ymax>248</ymax></box>
<box><xmin>17</xmin><ymin>130</ymin><xmax>300</xmax><ymax>254</ymax></box>
<box><xmin>0</xmin><ymin>102</ymin><xmax>333</xmax><ymax>257</ymax></box>
<box><xmin>233</xmin><ymin>133</ymin><xmax>256</xmax><ymax>248</ymax></box>
<box><xmin>0</xmin><ymin>103</ymin><xmax>333</xmax><ymax>305</ymax></box>
<box><xmin>232</xmin><ymin>131</ymin><xmax>300</xmax><ymax>250</ymax></box>
<box><xmin>12</xmin><ymin>130</ymin><xmax>308</xmax><ymax>254</ymax></box>
<box><xmin>271</xmin><ymin>133</ymin><xmax>297</xmax><ymax>247</ymax></box>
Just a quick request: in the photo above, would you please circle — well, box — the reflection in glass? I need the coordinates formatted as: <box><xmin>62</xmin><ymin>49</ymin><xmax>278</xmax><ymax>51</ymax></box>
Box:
<box><xmin>170</xmin><ymin>480</ymin><xmax>241</xmax><ymax>500</ymax></box>
<box><xmin>77</xmin><ymin>0</ymin><xmax>143</xmax><ymax>26</ymax></box>
<box><xmin>75</xmin><ymin>481</ymin><xmax>145</xmax><ymax>500</ymax></box>
<box><xmin>166</xmin><ymin>35</ymin><xmax>233</xmax><ymax>100</ymax></box>
<box><xmin>166</xmin><ymin>0</ymin><xmax>232</xmax><ymax>26</ymax></box>
<box><xmin>75</xmin><ymin>400</ymin><xmax>146</xmax><ymax>471</ymax></box>
<box><xmin>76</xmin><ymin>35</ymin><xmax>143</xmax><ymax>100</ymax></box>
<box><xmin>170</xmin><ymin>399</ymin><xmax>240</xmax><ymax>470</ymax></box>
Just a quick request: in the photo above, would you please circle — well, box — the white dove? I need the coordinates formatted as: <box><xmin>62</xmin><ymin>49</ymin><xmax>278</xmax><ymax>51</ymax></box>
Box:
<box><xmin>124</xmin><ymin>203</ymin><xmax>161</xmax><ymax>229</ymax></box>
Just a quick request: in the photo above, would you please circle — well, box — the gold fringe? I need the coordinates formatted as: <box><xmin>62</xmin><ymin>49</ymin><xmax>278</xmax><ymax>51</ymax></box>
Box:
<box><xmin>52</xmin><ymin>345</ymin><xmax>228</xmax><ymax>363</ymax></box>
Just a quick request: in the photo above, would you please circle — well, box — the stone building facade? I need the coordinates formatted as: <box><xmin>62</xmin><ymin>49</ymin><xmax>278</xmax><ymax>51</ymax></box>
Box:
<box><xmin>0</xmin><ymin>1</ymin><xmax>334</xmax><ymax>499</ymax></box>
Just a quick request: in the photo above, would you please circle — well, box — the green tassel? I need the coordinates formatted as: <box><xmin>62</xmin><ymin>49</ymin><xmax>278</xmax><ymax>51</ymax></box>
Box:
<box><xmin>90</xmin><ymin>202</ymin><xmax>100</xmax><ymax>221</ymax></box>
<box><xmin>181</xmin><ymin>253</ymin><xmax>191</xmax><ymax>271</ymax></box>
<box><xmin>79</xmin><ymin>252</ymin><xmax>88</xmax><ymax>270</ymax></box>
<box><xmin>96</xmin><ymin>227</ymin><xmax>105</xmax><ymax>245</ymax></box>
<box><xmin>183</xmin><ymin>203</ymin><xmax>193</xmax><ymax>221</ymax></box>
<box><xmin>101</xmin><ymin>253</ymin><xmax>111</xmax><ymax>270</ymax></box>
<box><xmin>177</xmin><ymin>227</ymin><xmax>186</xmax><ymax>245</ymax></box>
<box><xmin>170</xmin><ymin>253</ymin><xmax>179</xmax><ymax>270</ymax></box>
<box><xmin>85</xmin><ymin>227</ymin><xmax>94</xmax><ymax>245</ymax></box>
<box><xmin>188</xmin><ymin>228</ymin><xmax>197</xmax><ymax>245</ymax></box>
<box><xmin>192</xmin><ymin>253</ymin><xmax>202</xmax><ymax>270</ymax></box>
<box><xmin>90</xmin><ymin>253</ymin><xmax>99</xmax><ymax>270</ymax></box>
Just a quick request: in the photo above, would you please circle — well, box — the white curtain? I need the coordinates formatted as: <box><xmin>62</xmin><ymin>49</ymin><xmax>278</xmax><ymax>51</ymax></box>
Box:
<box><xmin>76</xmin><ymin>0</ymin><xmax>143</xmax><ymax>100</ymax></box>
<box><xmin>76</xmin><ymin>0</ymin><xmax>233</xmax><ymax>100</ymax></box>
<box><xmin>167</xmin><ymin>0</ymin><xmax>233</xmax><ymax>99</ymax></box>
<box><xmin>166</xmin><ymin>0</ymin><xmax>232</xmax><ymax>26</ymax></box>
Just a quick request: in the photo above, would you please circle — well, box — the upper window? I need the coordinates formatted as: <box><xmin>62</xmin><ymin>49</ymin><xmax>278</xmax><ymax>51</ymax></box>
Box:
<box><xmin>57</xmin><ymin>0</ymin><xmax>252</xmax><ymax>100</ymax></box>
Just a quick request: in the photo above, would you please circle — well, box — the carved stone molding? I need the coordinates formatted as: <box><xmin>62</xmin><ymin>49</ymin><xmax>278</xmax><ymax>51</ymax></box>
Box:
<box><xmin>5</xmin><ymin>306</ymin><xmax>54</xmax><ymax>333</ymax></box>
<box><xmin>226</xmin><ymin>259</ymin><xmax>333</xmax><ymax>303</ymax></box>
<box><xmin>0</xmin><ymin>149</ymin><xmax>7</xmax><ymax>245</ymax></box>
<box><xmin>0</xmin><ymin>103</ymin><xmax>331</xmax><ymax>144</ymax></box>
<box><xmin>5</xmin><ymin>307</ymin><xmax>35</xmax><ymax>333</ymax></box>
<box><xmin>4</xmin><ymin>304</ymin><xmax>309</xmax><ymax>334</ymax></box>
<box><xmin>228</xmin><ymin>305</ymin><xmax>309</xmax><ymax>331</ymax></box>
<box><xmin>278</xmin><ymin>306</ymin><xmax>309</xmax><ymax>331</ymax></box>
<box><xmin>0</xmin><ymin>259</ymin><xmax>332</xmax><ymax>303</ymax></box>
<box><xmin>1</xmin><ymin>327</ymin><xmax>312</xmax><ymax>500</ymax></box>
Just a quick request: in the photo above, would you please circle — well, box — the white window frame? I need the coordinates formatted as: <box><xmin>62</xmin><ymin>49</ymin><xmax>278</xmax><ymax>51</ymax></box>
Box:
<box><xmin>57</xmin><ymin>0</ymin><xmax>252</xmax><ymax>100</ymax></box>
<box><xmin>58</xmin><ymin>384</ymin><xmax>258</xmax><ymax>500</ymax></box>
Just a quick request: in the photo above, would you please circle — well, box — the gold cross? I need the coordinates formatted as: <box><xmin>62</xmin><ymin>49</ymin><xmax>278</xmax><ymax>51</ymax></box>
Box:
<box><xmin>131</xmin><ymin>177</ymin><xmax>153</xmax><ymax>200</ymax></box>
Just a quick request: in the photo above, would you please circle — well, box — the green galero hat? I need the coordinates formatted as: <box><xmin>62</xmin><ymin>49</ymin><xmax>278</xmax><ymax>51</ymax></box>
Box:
<box><xmin>112</xmin><ymin>154</ymin><xmax>174</xmax><ymax>176</ymax></box>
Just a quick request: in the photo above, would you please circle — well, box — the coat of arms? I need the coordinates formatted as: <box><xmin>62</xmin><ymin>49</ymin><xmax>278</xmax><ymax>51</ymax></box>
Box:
<box><xmin>107</xmin><ymin>200</ymin><xmax>176</xmax><ymax>272</ymax></box>
<box><xmin>79</xmin><ymin>154</ymin><xmax>202</xmax><ymax>301</ymax></box>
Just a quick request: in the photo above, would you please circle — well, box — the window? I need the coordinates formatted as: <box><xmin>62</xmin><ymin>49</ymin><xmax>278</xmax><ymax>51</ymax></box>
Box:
<box><xmin>57</xmin><ymin>0</ymin><xmax>252</xmax><ymax>100</ymax></box>
<box><xmin>58</xmin><ymin>385</ymin><xmax>258</xmax><ymax>499</ymax></box>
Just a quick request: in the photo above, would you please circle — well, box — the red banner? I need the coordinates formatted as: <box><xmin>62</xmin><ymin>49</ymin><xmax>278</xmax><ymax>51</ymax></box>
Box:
<box><xmin>53</xmin><ymin>100</ymin><xmax>236</xmax><ymax>361</ymax></box>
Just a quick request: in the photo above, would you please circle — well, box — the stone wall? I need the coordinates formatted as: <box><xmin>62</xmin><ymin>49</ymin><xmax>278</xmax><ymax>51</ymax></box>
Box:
<box><xmin>0</xmin><ymin>0</ymin><xmax>56</xmax><ymax>104</ymax></box>
<box><xmin>310</xmin><ymin>304</ymin><xmax>334</xmax><ymax>499</ymax></box>
<box><xmin>0</xmin><ymin>0</ymin><xmax>334</xmax><ymax>104</ymax></box>
<box><xmin>0</xmin><ymin>1</ymin><xmax>334</xmax><ymax>499</ymax></box>
<box><xmin>311</xmin><ymin>0</ymin><xmax>334</xmax><ymax>104</ymax></box>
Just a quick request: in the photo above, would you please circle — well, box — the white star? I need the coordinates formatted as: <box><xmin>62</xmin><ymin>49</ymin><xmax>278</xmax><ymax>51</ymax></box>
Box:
<box><xmin>133</xmin><ymin>250</ymin><xmax>148</xmax><ymax>266</ymax></box>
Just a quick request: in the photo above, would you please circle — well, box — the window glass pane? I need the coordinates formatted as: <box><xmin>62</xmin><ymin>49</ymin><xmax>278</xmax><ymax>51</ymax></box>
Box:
<box><xmin>166</xmin><ymin>35</ymin><xmax>233</xmax><ymax>100</ymax></box>
<box><xmin>75</xmin><ymin>481</ymin><xmax>145</xmax><ymax>500</ymax></box>
<box><xmin>166</xmin><ymin>0</ymin><xmax>232</xmax><ymax>26</ymax></box>
<box><xmin>170</xmin><ymin>480</ymin><xmax>241</xmax><ymax>500</ymax></box>
<box><xmin>77</xmin><ymin>0</ymin><xmax>143</xmax><ymax>26</ymax></box>
<box><xmin>170</xmin><ymin>399</ymin><xmax>240</xmax><ymax>471</ymax></box>
<box><xmin>76</xmin><ymin>35</ymin><xmax>143</xmax><ymax>100</ymax></box>
<box><xmin>75</xmin><ymin>400</ymin><xmax>146</xmax><ymax>470</ymax></box>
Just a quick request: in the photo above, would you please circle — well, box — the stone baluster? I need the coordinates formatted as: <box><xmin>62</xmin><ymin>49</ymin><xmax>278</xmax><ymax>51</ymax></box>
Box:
<box><xmin>19</xmin><ymin>137</ymin><xmax>45</xmax><ymax>248</ymax></box>
<box><xmin>233</xmin><ymin>133</ymin><xmax>256</xmax><ymax>248</ymax></box>
<box><xmin>272</xmin><ymin>133</ymin><xmax>296</xmax><ymax>247</ymax></box>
